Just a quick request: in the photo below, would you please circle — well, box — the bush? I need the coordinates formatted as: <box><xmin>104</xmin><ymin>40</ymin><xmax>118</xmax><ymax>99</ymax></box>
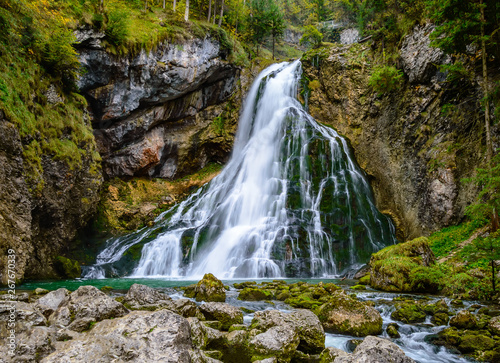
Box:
<box><xmin>300</xmin><ymin>25</ymin><xmax>323</xmax><ymax>49</ymax></box>
<box><xmin>368</xmin><ymin>65</ymin><xmax>403</xmax><ymax>95</ymax></box>
<box><xmin>41</xmin><ymin>27</ymin><xmax>80</xmax><ymax>79</ymax></box>
<box><xmin>106</xmin><ymin>8</ymin><xmax>130</xmax><ymax>46</ymax></box>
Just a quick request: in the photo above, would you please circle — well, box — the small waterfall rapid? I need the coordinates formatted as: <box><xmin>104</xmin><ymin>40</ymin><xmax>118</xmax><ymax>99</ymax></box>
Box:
<box><xmin>84</xmin><ymin>60</ymin><xmax>396</xmax><ymax>279</ymax></box>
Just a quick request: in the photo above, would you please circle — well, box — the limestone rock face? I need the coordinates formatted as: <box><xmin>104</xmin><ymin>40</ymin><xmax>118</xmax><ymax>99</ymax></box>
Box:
<box><xmin>78</xmin><ymin>35</ymin><xmax>240</xmax><ymax>180</ymax></box>
<box><xmin>400</xmin><ymin>24</ymin><xmax>450</xmax><ymax>84</ymax></box>
<box><xmin>334</xmin><ymin>336</ymin><xmax>416</xmax><ymax>363</ymax></box>
<box><xmin>43</xmin><ymin>309</ymin><xmax>193</xmax><ymax>362</ymax></box>
<box><xmin>35</xmin><ymin>288</ymin><xmax>70</xmax><ymax>318</ymax></box>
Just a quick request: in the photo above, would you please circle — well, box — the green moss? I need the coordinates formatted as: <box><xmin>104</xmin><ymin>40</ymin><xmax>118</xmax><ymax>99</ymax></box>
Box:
<box><xmin>391</xmin><ymin>302</ymin><xmax>426</xmax><ymax>324</ymax></box>
<box><xmin>53</xmin><ymin>256</ymin><xmax>81</xmax><ymax>279</ymax></box>
<box><xmin>238</xmin><ymin>287</ymin><xmax>273</xmax><ymax>301</ymax></box>
<box><xmin>359</xmin><ymin>275</ymin><xmax>370</xmax><ymax>285</ymax></box>
<box><xmin>350</xmin><ymin>285</ymin><xmax>367</xmax><ymax>290</ymax></box>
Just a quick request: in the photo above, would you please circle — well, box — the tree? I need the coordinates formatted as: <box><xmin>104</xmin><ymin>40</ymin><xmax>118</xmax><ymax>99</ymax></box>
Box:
<box><xmin>218</xmin><ymin>0</ymin><xmax>225</xmax><ymax>27</ymax></box>
<box><xmin>268</xmin><ymin>0</ymin><xmax>285</xmax><ymax>59</ymax></box>
<box><xmin>185</xmin><ymin>0</ymin><xmax>190</xmax><ymax>20</ymax></box>
<box><xmin>300</xmin><ymin>24</ymin><xmax>323</xmax><ymax>48</ymax></box>
<box><xmin>470</xmin><ymin>234</ymin><xmax>500</xmax><ymax>297</ymax></box>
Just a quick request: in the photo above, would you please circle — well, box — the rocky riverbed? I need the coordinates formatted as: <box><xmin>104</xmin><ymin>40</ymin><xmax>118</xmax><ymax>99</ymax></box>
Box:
<box><xmin>1</xmin><ymin>274</ymin><xmax>499</xmax><ymax>362</ymax></box>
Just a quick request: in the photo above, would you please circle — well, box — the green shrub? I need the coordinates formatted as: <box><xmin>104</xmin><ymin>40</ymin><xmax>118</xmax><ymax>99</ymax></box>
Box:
<box><xmin>368</xmin><ymin>65</ymin><xmax>403</xmax><ymax>95</ymax></box>
<box><xmin>106</xmin><ymin>8</ymin><xmax>130</xmax><ymax>46</ymax></box>
<box><xmin>300</xmin><ymin>25</ymin><xmax>323</xmax><ymax>49</ymax></box>
<box><xmin>41</xmin><ymin>27</ymin><xmax>80</xmax><ymax>79</ymax></box>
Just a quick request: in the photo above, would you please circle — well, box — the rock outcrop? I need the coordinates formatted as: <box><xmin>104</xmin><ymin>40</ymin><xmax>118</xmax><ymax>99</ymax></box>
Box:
<box><xmin>303</xmin><ymin>24</ymin><xmax>492</xmax><ymax>239</ymax></box>
<box><xmin>77</xmin><ymin>33</ymin><xmax>241</xmax><ymax>180</ymax></box>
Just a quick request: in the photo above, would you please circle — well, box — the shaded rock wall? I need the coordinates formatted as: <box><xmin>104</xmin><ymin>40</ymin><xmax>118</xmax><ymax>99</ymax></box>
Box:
<box><xmin>0</xmin><ymin>112</ymin><xmax>102</xmax><ymax>283</ymax></box>
<box><xmin>302</xmin><ymin>25</ymin><xmax>497</xmax><ymax>240</ymax></box>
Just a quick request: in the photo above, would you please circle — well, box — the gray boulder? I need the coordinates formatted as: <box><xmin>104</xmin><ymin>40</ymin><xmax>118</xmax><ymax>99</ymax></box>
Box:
<box><xmin>334</xmin><ymin>336</ymin><xmax>415</xmax><ymax>363</ymax></box>
<box><xmin>249</xmin><ymin>325</ymin><xmax>300</xmax><ymax>362</ymax></box>
<box><xmin>36</xmin><ymin>288</ymin><xmax>70</xmax><ymax>318</ymax></box>
<box><xmin>49</xmin><ymin>285</ymin><xmax>128</xmax><ymax>330</ymax></box>
<box><xmin>251</xmin><ymin>309</ymin><xmax>325</xmax><ymax>354</ymax></box>
<box><xmin>42</xmin><ymin>309</ymin><xmax>193</xmax><ymax>362</ymax></box>
<box><xmin>122</xmin><ymin>283</ymin><xmax>172</xmax><ymax>310</ymax></box>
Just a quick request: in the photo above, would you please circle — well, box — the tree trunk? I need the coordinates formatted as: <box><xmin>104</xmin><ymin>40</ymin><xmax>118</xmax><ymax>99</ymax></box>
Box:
<box><xmin>208</xmin><ymin>0</ymin><xmax>212</xmax><ymax>22</ymax></box>
<box><xmin>145</xmin><ymin>0</ymin><xmax>147</xmax><ymax>11</ymax></box>
<box><xmin>480</xmin><ymin>0</ymin><xmax>498</xmax><ymax>231</ymax></box>
<box><xmin>213</xmin><ymin>0</ymin><xmax>217</xmax><ymax>24</ymax></box>
<box><xmin>163</xmin><ymin>0</ymin><xmax>165</xmax><ymax>9</ymax></box>
<box><xmin>173</xmin><ymin>0</ymin><xmax>177</xmax><ymax>12</ymax></box>
<box><xmin>218</xmin><ymin>0</ymin><xmax>225</xmax><ymax>27</ymax></box>
<box><xmin>272</xmin><ymin>34</ymin><xmax>275</xmax><ymax>60</ymax></box>
<box><xmin>492</xmin><ymin>260</ymin><xmax>496</xmax><ymax>293</ymax></box>
<box><xmin>100</xmin><ymin>0</ymin><xmax>104</xmax><ymax>13</ymax></box>
<box><xmin>184</xmin><ymin>0</ymin><xmax>189</xmax><ymax>21</ymax></box>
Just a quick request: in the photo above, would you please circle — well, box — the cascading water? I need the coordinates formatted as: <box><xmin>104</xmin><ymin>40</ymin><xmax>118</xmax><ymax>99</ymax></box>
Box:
<box><xmin>84</xmin><ymin>60</ymin><xmax>396</xmax><ymax>279</ymax></box>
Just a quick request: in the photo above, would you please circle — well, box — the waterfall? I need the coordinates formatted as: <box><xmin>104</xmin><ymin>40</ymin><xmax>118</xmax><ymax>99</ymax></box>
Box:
<box><xmin>83</xmin><ymin>60</ymin><xmax>396</xmax><ymax>279</ymax></box>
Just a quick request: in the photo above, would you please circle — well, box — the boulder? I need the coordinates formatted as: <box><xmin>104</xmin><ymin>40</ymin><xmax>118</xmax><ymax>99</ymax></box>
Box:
<box><xmin>35</xmin><ymin>288</ymin><xmax>70</xmax><ymax>318</ymax></box>
<box><xmin>0</xmin><ymin>301</ymin><xmax>46</xmax><ymax>334</ymax></box>
<box><xmin>188</xmin><ymin>317</ymin><xmax>225</xmax><ymax>350</ymax></box>
<box><xmin>335</xmin><ymin>336</ymin><xmax>416</xmax><ymax>363</ymax></box>
<box><xmin>319</xmin><ymin>347</ymin><xmax>348</xmax><ymax>362</ymax></box>
<box><xmin>43</xmin><ymin>309</ymin><xmax>193</xmax><ymax>362</ymax></box>
<box><xmin>488</xmin><ymin>316</ymin><xmax>500</xmax><ymax>335</ymax></box>
<box><xmin>386</xmin><ymin>323</ymin><xmax>400</xmax><ymax>339</ymax></box>
<box><xmin>238</xmin><ymin>288</ymin><xmax>274</xmax><ymax>301</ymax></box>
<box><xmin>122</xmin><ymin>283</ymin><xmax>172</xmax><ymax>310</ymax></box>
<box><xmin>49</xmin><ymin>285</ymin><xmax>128</xmax><ymax>330</ymax></box>
<box><xmin>314</xmin><ymin>290</ymin><xmax>382</xmax><ymax>337</ymax></box>
<box><xmin>249</xmin><ymin>325</ymin><xmax>300</xmax><ymax>362</ymax></box>
<box><xmin>391</xmin><ymin>302</ymin><xmax>426</xmax><ymax>324</ymax></box>
<box><xmin>199</xmin><ymin>302</ymin><xmax>243</xmax><ymax>330</ymax></box>
<box><xmin>170</xmin><ymin>298</ymin><xmax>205</xmax><ymax>319</ymax></box>
<box><xmin>185</xmin><ymin>273</ymin><xmax>226</xmax><ymax>302</ymax></box>
<box><xmin>250</xmin><ymin>309</ymin><xmax>325</xmax><ymax>354</ymax></box>
<box><xmin>450</xmin><ymin>310</ymin><xmax>477</xmax><ymax>330</ymax></box>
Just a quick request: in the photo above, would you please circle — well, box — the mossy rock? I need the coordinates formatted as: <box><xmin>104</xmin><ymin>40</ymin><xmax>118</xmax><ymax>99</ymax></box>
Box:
<box><xmin>458</xmin><ymin>331</ymin><xmax>495</xmax><ymax>354</ymax></box>
<box><xmin>33</xmin><ymin>288</ymin><xmax>49</xmax><ymax>295</ymax></box>
<box><xmin>187</xmin><ymin>273</ymin><xmax>226</xmax><ymax>302</ymax></box>
<box><xmin>53</xmin><ymin>256</ymin><xmax>81</xmax><ymax>279</ymax></box>
<box><xmin>238</xmin><ymin>287</ymin><xmax>273</xmax><ymax>301</ymax></box>
<box><xmin>276</xmin><ymin>290</ymin><xmax>291</xmax><ymax>301</ymax></box>
<box><xmin>431</xmin><ymin>312</ymin><xmax>449</xmax><ymax>326</ymax></box>
<box><xmin>228</xmin><ymin>324</ymin><xmax>247</xmax><ymax>332</ymax></box>
<box><xmin>314</xmin><ymin>290</ymin><xmax>382</xmax><ymax>337</ymax></box>
<box><xmin>450</xmin><ymin>310</ymin><xmax>477</xmax><ymax>330</ymax></box>
<box><xmin>285</xmin><ymin>294</ymin><xmax>322</xmax><ymax>310</ymax></box>
<box><xmin>100</xmin><ymin>286</ymin><xmax>113</xmax><ymax>293</ymax></box>
<box><xmin>350</xmin><ymin>285</ymin><xmax>366</xmax><ymax>290</ymax></box>
<box><xmin>358</xmin><ymin>275</ymin><xmax>370</xmax><ymax>285</ymax></box>
<box><xmin>234</xmin><ymin>281</ymin><xmax>257</xmax><ymax>289</ymax></box>
<box><xmin>386</xmin><ymin>323</ymin><xmax>400</xmax><ymax>338</ymax></box>
<box><xmin>391</xmin><ymin>302</ymin><xmax>426</xmax><ymax>324</ymax></box>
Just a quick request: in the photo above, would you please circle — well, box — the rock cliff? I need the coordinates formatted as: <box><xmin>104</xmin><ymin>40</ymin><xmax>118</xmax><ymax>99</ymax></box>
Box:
<box><xmin>302</xmin><ymin>24</ymin><xmax>497</xmax><ymax>240</ymax></box>
<box><xmin>76</xmin><ymin>32</ymin><xmax>241</xmax><ymax>179</ymax></box>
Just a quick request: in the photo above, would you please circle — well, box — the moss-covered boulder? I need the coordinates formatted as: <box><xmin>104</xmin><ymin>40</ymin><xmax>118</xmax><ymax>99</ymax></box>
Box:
<box><xmin>369</xmin><ymin>237</ymin><xmax>435</xmax><ymax>292</ymax></box>
<box><xmin>285</xmin><ymin>293</ymin><xmax>322</xmax><ymax>310</ymax></box>
<box><xmin>489</xmin><ymin>316</ymin><xmax>500</xmax><ymax>335</ymax></box>
<box><xmin>319</xmin><ymin>347</ymin><xmax>348</xmax><ymax>362</ymax></box>
<box><xmin>184</xmin><ymin>273</ymin><xmax>226</xmax><ymax>302</ymax></box>
<box><xmin>314</xmin><ymin>290</ymin><xmax>382</xmax><ymax>337</ymax></box>
<box><xmin>450</xmin><ymin>310</ymin><xmax>477</xmax><ymax>330</ymax></box>
<box><xmin>386</xmin><ymin>323</ymin><xmax>400</xmax><ymax>338</ymax></box>
<box><xmin>434</xmin><ymin>327</ymin><xmax>498</xmax><ymax>358</ymax></box>
<box><xmin>238</xmin><ymin>287</ymin><xmax>273</xmax><ymax>301</ymax></box>
<box><xmin>233</xmin><ymin>281</ymin><xmax>257</xmax><ymax>289</ymax></box>
<box><xmin>53</xmin><ymin>256</ymin><xmax>81</xmax><ymax>279</ymax></box>
<box><xmin>199</xmin><ymin>302</ymin><xmax>244</xmax><ymax>331</ymax></box>
<box><xmin>391</xmin><ymin>302</ymin><xmax>426</xmax><ymax>324</ymax></box>
<box><xmin>249</xmin><ymin>325</ymin><xmax>300</xmax><ymax>362</ymax></box>
<box><xmin>431</xmin><ymin>312</ymin><xmax>449</xmax><ymax>326</ymax></box>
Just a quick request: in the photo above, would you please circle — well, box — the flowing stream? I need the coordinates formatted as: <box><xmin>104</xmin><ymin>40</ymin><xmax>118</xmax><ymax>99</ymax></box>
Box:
<box><xmin>84</xmin><ymin>60</ymin><xmax>396</xmax><ymax>279</ymax></box>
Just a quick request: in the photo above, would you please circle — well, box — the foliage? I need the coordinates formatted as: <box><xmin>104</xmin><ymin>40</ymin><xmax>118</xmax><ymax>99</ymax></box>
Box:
<box><xmin>368</xmin><ymin>65</ymin><xmax>403</xmax><ymax>95</ymax></box>
<box><xmin>464</xmin><ymin>151</ymin><xmax>500</xmax><ymax>225</ymax></box>
<box><xmin>105</xmin><ymin>7</ymin><xmax>130</xmax><ymax>46</ymax></box>
<box><xmin>300</xmin><ymin>25</ymin><xmax>323</xmax><ymax>49</ymax></box>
